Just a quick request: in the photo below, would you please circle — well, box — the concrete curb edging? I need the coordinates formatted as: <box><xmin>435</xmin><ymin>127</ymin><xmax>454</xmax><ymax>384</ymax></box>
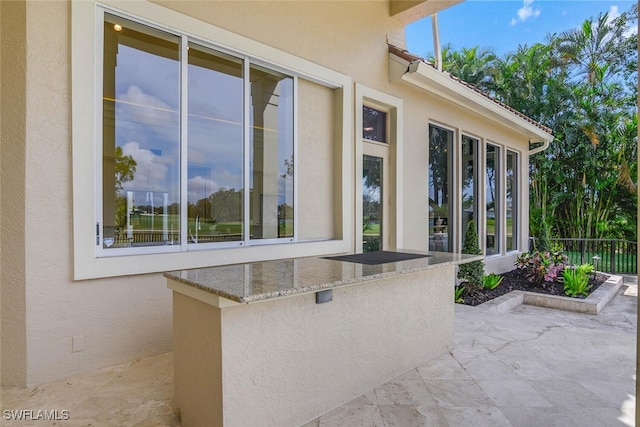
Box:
<box><xmin>480</xmin><ymin>274</ymin><xmax>623</xmax><ymax>315</ymax></box>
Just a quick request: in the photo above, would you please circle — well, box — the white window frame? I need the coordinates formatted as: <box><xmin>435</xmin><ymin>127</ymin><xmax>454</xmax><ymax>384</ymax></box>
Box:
<box><xmin>72</xmin><ymin>0</ymin><xmax>353</xmax><ymax>279</ymax></box>
<box><xmin>457</xmin><ymin>132</ymin><xmax>481</xmax><ymax>253</ymax></box>
<box><xmin>427</xmin><ymin>121</ymin><xmax>457</xmax><ymax>252</ymax></box>
<box><xmin>505</xmin><ymin>148</ymin><xmax>520</xmax><ymax>253</ymax></box>
<box><xmin>355</xmin><ymin>84</ymin><xmax>403</xmax><ymax>253</ymax></box>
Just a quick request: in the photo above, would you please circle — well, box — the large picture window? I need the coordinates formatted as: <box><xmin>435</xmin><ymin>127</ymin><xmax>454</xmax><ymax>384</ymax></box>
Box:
<box><xmin>99</xmin><ymin>11</ymin><xmax>295</xmax><ymax>254</ymax></box>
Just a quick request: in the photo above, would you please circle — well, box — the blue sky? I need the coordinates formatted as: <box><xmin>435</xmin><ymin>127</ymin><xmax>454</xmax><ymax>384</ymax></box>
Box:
<box><xmin>406</xmin><ymin>0</ymin><xmax>637</xmax><ymax>57</ymax></box>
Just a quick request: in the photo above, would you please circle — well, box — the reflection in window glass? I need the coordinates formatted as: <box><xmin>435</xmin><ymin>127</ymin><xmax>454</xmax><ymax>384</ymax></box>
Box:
<box><xmin>102</xmin><ymin>13</ymin><xmax>180</xmax><ymax>248</ymax></box>
<box><xmin>363</xmin><ymin>106</ymin><xmax>387</xmax><ymax>143</ymax></box>
<box><xmin>362</xmin><ymin>155</ymin><xmax>383</xmax><ymax>253</ymax></box>
<box><xmin>486</xmin><ymin>144</ymin><xmax>500</xmax><ymax>256</ymax></box>
<box><xmin>461</xmin><ymin>135</ymin><xmax>478</xmax><ymax>245</ymax></box>
<box><xmin>249</xmin><ymin>66</ymin><xmax>294</xmax><ymax>240</ymax></box>
<box><xmin>428</xmin><ymin>125</ymin><xmax>452</xmax><ymax>252</ymax></box>
<box><xmin>506</xmin><ymin>150</ymin><xmax>518</xmax><ymax>252</ymax></box>
<box><xmin>187</xmin><ymin>45</ymin><xmax>244</xmax><ymax>244</ymax></box>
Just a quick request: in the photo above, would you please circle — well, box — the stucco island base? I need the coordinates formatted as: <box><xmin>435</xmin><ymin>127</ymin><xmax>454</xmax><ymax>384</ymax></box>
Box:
<box><xmin>167</xmin><ymin>258</ymin><xmax>462</xmax><ymax>427</ymax></box>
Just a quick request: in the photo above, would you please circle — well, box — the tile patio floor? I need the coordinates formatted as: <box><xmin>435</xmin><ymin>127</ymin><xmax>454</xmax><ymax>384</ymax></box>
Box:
<box><xmin>2</xmin><ymin>281</ymin><xmax>636</xmax><ymax>427</ymax></box>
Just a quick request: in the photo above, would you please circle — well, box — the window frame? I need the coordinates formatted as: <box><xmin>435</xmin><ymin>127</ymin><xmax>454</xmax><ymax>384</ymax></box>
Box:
<box><xmin>425</xmin><ymin>120</ymin><xmax>523</xmax><ymax>258</ymax></box>
<box><xmin>72</xmin><ymin>0</ymin><xmax>353</xmax><ymax>279</ymax></box>
<box><xmin>355</xmin><ymin>84</ymin><xmax>404</xmax><ymax>253</ymax></box>
<box><xmin>484</xmin><ymin>142</ymin><xmax>501</xmax><ymax>257</ymax></box>
<box><xmin>505</xmin><ymin>149</ymin><xmax>519</xmax><ymax>253</ymax></box>
<box><xmin>97</xmin><ymin>9</ymin><xmax>298</xmax><ymax>257</ymax></box>
<box><xmin>428</xmin><ymin>121</ymin><xmax>457</xmax><ymax>253</ymax></box>
<box><xmin>459</xmin><ymin>133</ymin><xmax>480</xmax><ymax>251</ymax></box>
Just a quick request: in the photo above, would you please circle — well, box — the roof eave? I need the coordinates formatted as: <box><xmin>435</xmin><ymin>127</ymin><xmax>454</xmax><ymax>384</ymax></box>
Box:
<box><xmin>389</xmin><ymin>53</ymin><xmax>554</xmax><ymax>144</ymax></box>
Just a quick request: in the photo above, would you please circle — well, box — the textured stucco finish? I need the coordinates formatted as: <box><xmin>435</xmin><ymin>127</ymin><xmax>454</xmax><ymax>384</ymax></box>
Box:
<box><xmin>171</xmin><ymin>265</ymin><xmax>455</xmax><ymax>427</ymax></box>
<box><xmin>1</xmin><ymin>0</ymin><xmax>28</xmax><ymax>387</ymax></box>
<box><xmin>2</xmin><ymin>1</ymin><xmax>172</xmax><ymax>386</ymax></box>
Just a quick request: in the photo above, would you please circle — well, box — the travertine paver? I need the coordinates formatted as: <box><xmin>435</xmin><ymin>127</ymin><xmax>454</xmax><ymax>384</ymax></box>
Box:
<box><xmin>1</xmin><ymin>283</ymin><xmax>636</xmax><ymax>426</ymax></box>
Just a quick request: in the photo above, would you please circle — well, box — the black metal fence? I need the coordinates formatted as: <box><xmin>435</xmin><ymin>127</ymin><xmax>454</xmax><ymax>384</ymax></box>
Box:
<box><xmin>529</xmin><ymin>238</ymin><xmax>637</xmax><ymax>275</ymax></box>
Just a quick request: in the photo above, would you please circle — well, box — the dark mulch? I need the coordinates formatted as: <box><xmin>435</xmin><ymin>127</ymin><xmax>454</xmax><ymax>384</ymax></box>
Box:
<box><xmin>458</xmin><ymin>268</ymin><xmax>609</xmax><ymax>306</ymax></box>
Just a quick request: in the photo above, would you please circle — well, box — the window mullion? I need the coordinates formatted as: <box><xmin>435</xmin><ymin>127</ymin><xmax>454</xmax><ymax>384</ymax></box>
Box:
<box><xmin>180</xmin><ymin>35</ymin><xmax>189</xmax><ymax>250</ymax></box>
<box><xmin>243</xmin><ymin>58</ymin><xmax>251</xmax><ymax>245</ymax></box>
<box><xmin>292</xmin><ymin>75</ymin><xmax>299</xmax><ymax>242</ymax></box>
<box><xmin>95</xmin><ymin>7</ymin><xmax>105</xmax><ymax>256</ymax></box>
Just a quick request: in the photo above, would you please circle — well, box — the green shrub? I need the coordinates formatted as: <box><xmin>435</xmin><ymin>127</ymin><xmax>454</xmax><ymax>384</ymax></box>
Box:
<box><xmin>576</xmin><ymin>263</ymin><xmax>594</xmax><ymax>276</ymax></box>
<box><xmin>483</xmin><ymin>273</ymin><xmax>503</xmax><ymax>290</ymax></box>
<box><xmin>454</xmin><ymin>286</ymin><xmax>465</xmax><ymax>303</ymax></box>
<box><xmin>563</xmin><ymin>266</ymin><xmax>592</xmax><ymax>297</ymax></box>
<box><xmin>515</xmin><ymin>250</ymin><xmax>568</xmax><ymax>286</ymax></box>
<box><xmin>457</xmin><ymin>220</ymin><xmax>484</xmax><ymax>287</ymax></box>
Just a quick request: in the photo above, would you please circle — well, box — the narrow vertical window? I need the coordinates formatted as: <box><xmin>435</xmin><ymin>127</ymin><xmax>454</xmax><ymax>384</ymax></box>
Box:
<box><xmin>461</xmin><ymin>135</ymin><xmax>478</xmax><ymax>244</ymax></box>
<box><xmin>486</xmin><ymin>144</ymin><xmax>500</xmax><ymax>255</ymax></box>
<box><xmin>362</xmin><ymin>155</ymin><xmax>383</xmax><ymax>252</ymax></box>
<box><xmin>428</xmin><ymin>125</ymin><xmax>453</xmax><ymax>252</ymax></box>
<box><xmin>506</xmin><ymin>150</ymin><xmax>518</xmax><ymax>252</ymax></box>
<box><xmin>187</xmin><ymin>45</ymin><xmax>244</xmax><ymax>244</ymax></box>
<box><xmin>249</xmin><ymin>66</ymin><xmax>294</xmax><ymax>240</ymax></box>
<box><xmin>102</xmin><ymin>14</ymin><xmax>181</xmax><ymax>249</ymax></box>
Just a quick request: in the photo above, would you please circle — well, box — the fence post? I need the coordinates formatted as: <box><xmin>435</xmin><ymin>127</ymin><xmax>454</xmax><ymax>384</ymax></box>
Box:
<box><xmin>610</xmin><ymin>240</ymin><xmax>616</xmax><ymax>273</ymax></box>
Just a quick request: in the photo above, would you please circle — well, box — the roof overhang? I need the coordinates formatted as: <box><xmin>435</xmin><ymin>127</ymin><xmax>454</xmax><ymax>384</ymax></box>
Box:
<box><xmin>389</xmin><ymin>51</ymin><xmax>554</xmax><ymax>145</ymax></box>
<box><xmin>389</xmin><ymin>0</ymin><xmax>463</xmax><ymax>24</ymax></box>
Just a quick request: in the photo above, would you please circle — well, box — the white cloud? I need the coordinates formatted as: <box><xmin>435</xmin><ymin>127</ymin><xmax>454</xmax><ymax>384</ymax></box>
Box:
<box><xmin>511</xmin><ymin>0</ymin><xmax>541</xmax><ymax>26</ymax></box>
<box><xmin>121</xmin><ymin>141</ymin><xmax>170</xmax><ymax>193</ymax></box>
<box><xmin>607</xmin><ymin>5</ymin><xmax>621</xmax><ymax>23</ymax></box>
<box><xmin>188</xmin><ymin>175</ymin><xmax>221</xmax><ymax>203</ymax></box>
<box><xmin>118</xmin><ymin>85</ymin><xmax>178</xmax><ymax>130</ymax></box>
<box><xmin>606</xmin><ymin>5</ymin><xmax>638</xmax><ymax>38</ymax></box>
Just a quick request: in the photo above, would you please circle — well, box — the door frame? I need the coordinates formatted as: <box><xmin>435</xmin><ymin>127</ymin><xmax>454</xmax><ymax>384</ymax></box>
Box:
<box><xmin>362</xmin><ymin>143</ymin><xmax>389</xmax><ymax>252</ymax></box>
<box><xmin>354</xmin><ymin>84</ymin><xmax>403</xmax><ymax>254</ymax></box>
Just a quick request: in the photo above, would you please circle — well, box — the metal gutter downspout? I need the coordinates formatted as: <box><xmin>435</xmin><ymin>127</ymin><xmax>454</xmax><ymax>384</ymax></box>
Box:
<box><xmin>431</xmin><ymin>13</ymin><xmax>442</xmax><ymax>72</ymax></box>
<box><xmin>529</xmin><ymin>140</ymin><xmax>550</xmax><ymax>156</ymax></box>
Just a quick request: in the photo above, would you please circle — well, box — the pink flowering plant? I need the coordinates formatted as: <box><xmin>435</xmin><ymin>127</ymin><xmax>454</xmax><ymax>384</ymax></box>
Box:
<box><xmin>515</xmin><ymin>250</ymin><xmax>568</xmax><ymax>286</ymax></box>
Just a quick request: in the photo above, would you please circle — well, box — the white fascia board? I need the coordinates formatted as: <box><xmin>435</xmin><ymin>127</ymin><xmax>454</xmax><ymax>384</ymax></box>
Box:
<box><xmin>392</xmin><ymin>55</ymin><xmax>553</xmax><ymax>143</ymax></box>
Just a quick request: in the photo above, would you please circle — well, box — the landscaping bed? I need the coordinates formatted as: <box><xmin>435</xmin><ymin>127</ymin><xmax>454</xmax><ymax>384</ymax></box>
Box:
<box><xmin>457</xmin><ymin>268</ymin><xmax>609</xmax><ymax>307</ymax></box>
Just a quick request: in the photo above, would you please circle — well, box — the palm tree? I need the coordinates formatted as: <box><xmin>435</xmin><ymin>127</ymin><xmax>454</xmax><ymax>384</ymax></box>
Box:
<box><xmin>430</xmin><ymin>45</ymin><xmax>498</xmax><ymax>92</ymax></box>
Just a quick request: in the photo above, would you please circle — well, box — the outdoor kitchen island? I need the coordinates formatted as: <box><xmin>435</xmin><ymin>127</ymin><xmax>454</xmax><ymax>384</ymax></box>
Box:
<box><xmin>165</xmin><ymin>250</ymin><xmax>481</xmax><ymax>427</ymax></box>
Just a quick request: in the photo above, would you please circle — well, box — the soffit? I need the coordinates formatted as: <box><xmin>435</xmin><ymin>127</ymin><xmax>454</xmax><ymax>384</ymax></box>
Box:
<box><xmin>389</xmin><ymin>0</ymin><xmax>464</xmax><ymax>24</ymax></box>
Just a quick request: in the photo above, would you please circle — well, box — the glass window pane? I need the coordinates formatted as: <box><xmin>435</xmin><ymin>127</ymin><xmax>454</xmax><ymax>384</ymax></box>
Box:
<box><xmin>461</xmin><ymin>135</ymin><xmax>478</xmax><ymax>245</ymax></box>
<box><xmin>102</xmin><ymin>14</ymin><xmax>180</xmax><ymax>249</ymax></box>
<box><xmin>428</xmin><ymin>125</ymin><xmax>452</xmax><ymax>252</ymax></box>
<box><xmin>363</xmin><ymin>155</ymin><xmax>383</xmax><ymax>253</ymax></box>
<box><xmin>486</xmin><ymin>144</ymin><xmax>500</xmax><ymax>255</ymax></box>
<box><xmin>187</xmin><ymin>44</ymin><xmax>244</xmax><ymax>244</ymax></box>
<box><xmin>363</xmin><ymin>106</ymin><xmax>387</xmax><ymax>143</ymax></box>
<box><xmin>249</xmin><ymin>66</ymin><xmax>294</xmax><ymax>240</ymax></box>
<box><xmin>506</xmin><ymin>151</ymin><xmax>518</xmax><ymax>252</ymax></box>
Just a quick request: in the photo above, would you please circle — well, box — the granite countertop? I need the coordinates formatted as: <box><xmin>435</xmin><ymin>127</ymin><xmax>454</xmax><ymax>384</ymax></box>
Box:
<box><xmin>164</xmin><ymin>250</ymin><xmax>482</xmax><ymax>304</ymax></box>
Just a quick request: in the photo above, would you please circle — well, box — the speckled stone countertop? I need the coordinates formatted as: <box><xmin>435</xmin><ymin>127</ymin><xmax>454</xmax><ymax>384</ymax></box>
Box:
<box><xmin>164</xmin><ymin>250</ymin><xmax>482</xmax><ymax>304</ymax></box>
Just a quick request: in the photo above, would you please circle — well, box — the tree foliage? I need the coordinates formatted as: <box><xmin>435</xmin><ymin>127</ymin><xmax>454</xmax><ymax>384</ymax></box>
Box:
<box><xmin>439</xmin><ymin>4</ymin><xmax>637</xmax><ymax>241</ymax></box>
<box><xmin>458</xmin><ymin>220</ymin><xmax>484</xmax><ymax>287</ymax></box>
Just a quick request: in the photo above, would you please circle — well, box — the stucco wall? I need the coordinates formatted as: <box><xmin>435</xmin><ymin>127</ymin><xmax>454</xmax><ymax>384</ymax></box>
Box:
<box><xmin>3</xmin><ymin>0</ymin><xmax>534</xmax><ymax>386</ymax></box>
<box><xmin>297</xmin><ymin>80</ymin><xmax>336</xmax><ymax>241</ymax></box>
<box><xmin>2</xmin><ymin>1</ymin><xmax>173</xmax><ymax>386</ymax></box>
<box><xmin>1</xmin><ymin>0</ymin><xmax>28</xmax><ymax>386</ymax></box>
